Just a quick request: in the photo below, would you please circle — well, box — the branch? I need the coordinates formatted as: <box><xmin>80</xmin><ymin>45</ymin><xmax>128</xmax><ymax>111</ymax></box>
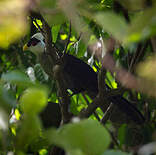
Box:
<box><xmin>79</xmin><ymin>96</ymin><xmax>100</xmax><ymax>118</ymax></box>
<box><xmin>53</xmin><ymin>65</ymin><xmax>72</xmax><ymax>124</ymax></box>
<box><xmin>100</xmin><ymin>103</ymin><xmax>113</xmax><ymax>124</ymax></box>
<box><xmin>113</xmin><ymin>1</ymin><xmax>130</xmax><ymax>23</ymax></box>
<box><xmin>129</xmin><ymin>41</ymin><xmax>149</xmax><ymax>72</ymax></box>
<box><xmin>151</xmin><ymin>36</ymin><xmax>156</xmax><ymax>53</ymax></box>
<box><xmin>82</xmin><ymin>93</ymin><xmax>101</xmax><ymax>121</ymax></box>
<box><xmin>29</xmin><ymin>11</ymin><xmax>72</xmax><ymax>155</ymax></box>
<box><xmin>89</xmin><ymin>38</ymin><xmax>156</xmax><ymax>97</ymax></box>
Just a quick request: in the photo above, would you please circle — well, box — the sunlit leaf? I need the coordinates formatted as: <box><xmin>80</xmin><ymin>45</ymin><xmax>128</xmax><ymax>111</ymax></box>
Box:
<box><xmin>15</xmin><ymin>109</ymin><xmax>21</xmax><ymax>120</ymax></box>
<box><xmin>0</xmin><ymin>0</ymin><xmax>28</xmax><ymax>48</ymax></box>
<box><xmin>106</xmin><ymin>72</ymin><xmax>117</xmax><ymax>88</ymax></box>
<box><xmin>33</xmin><ymin>19</ymin><xmax>42</xmax><ymax>29</ymax></box>
<box><xmin>45</xmin><ymin>119</ymin><xmax>110</xmax><ymax>155</ymax></box>
<box><xmin>20</xmin><ymin>87</ymin><xmax>48</xmax><ymax>115</ymax></box>
<box><xmin>60</xmin><ymin>34</ymin><xmax>68</xmax><ymax>40</ymax></box>
<box><xmin>39</xmin><ymin>149</ymin><xmax>48</xmax><ymax>155</ymax></box>
<box><xmin>52</xmin><ymin>25</ymin><xmax>61</xmax><ymax>43</ymax></box>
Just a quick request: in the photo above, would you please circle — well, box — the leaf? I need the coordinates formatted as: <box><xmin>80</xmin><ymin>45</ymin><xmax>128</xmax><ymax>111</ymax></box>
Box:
<box><xmin>15</xmin><ymin>115</ymin><xmax>41</xmax><ymax>151</ymax></box>
<box><xmin>44</xmin><ymin>10</ymin><xmax>67</xmax><ymax>26</ymax></box>
<box><xmin>117</xmin><ymin>0</ymin><xmax>144</xmax><ymax>11</ymax></box>
<box><xmin>52</xmin><ymin>25</ymin><xmax>61</xmax><ymax>43</ymax></box>
<box><xmin>95</xmin><ymin>12</ymin><xmax>128</xmax><ymax>42</ymax></box>
<box><xmin>118</xmin><ymin>124</ymin><xmax>127</xmax><ymax>146</ymax></box>
<box><xmin>67</xmin><ymin>149</ymin><xmax>85</xmax><ymax>155</ymax></box>
<box><xmin>0</xmin><ymin>0</ymin><xmax>28</xmax><ymax>48</ymax></box>
<box><xmin>102</xmin><ymin>150</ymin><xmax>132</xmax><ymax>155</ymax></box>
<box><xmin>40</xmin><ymin>0</ymin><xmax>56</xmax><ymax>8</ymax></box>
<box><xmin>77</xmin><ymin>40</ymin><xmax>87</xmax><ymax>57</ymax></box>
<box><xmin>45</xmin><ymin>119</ymin><xmax>110</xmax><ymax>155</ymax></box>
<box><xmin>19</xmin><ymin>87</ymin><xmax>48</xmax><ymax>115</ymax></box>
<box><xmin>1</xmin><ymin>70</ymin><xmax>33</xmax><ymax>87</ymax></box>
<box><xmin>0</xmin><ymin>86</ymin><xmax>16</xmax><ymax>112</ymax></box>
<box><xmin>106</xmin><ymin>72</ymin><xmax>117</xmax><ymax>89</ymax></box>
<box><xmin>125</xmin><ymin>6</ymin><xmax>156</xmax><ymax>44</ymax></box>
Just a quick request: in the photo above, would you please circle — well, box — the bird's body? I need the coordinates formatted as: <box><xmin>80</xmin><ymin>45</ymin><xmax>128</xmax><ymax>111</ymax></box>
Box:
<box><xmin>23</xmin><ymin>33</ymin><xmax>145</xmax><ymax>125</ymax></box>
<box><xmin>60</xmin><ymin>54</ymin><xmax>98</xmax><ymax>95</ymax></box>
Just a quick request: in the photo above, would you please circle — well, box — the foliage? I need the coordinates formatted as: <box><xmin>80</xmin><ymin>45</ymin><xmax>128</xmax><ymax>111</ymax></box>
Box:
<box><xmin>0</xmin><ymin>0</ymin><xmax>156</xmax><ymax>155</ymax></box>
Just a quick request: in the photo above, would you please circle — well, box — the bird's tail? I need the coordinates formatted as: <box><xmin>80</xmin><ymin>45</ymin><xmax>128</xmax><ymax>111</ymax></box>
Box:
<box><xmin>109</xmin><ymin>95</ymin><xmax>145</xmax><ymax>124</ymax></box>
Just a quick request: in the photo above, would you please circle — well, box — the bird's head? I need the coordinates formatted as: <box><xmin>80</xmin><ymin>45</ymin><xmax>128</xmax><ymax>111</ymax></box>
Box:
<box><xmin>23</xmin><ymin>33</ymin><xmax>45</xmax><ymax>55</ymax></box>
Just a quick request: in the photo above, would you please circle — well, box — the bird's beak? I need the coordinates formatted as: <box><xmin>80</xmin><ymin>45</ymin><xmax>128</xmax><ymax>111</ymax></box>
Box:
<box><xmin>23</xmin><ymin>44</ymin><xmax>28</xmax><ymax>51</ymax></box>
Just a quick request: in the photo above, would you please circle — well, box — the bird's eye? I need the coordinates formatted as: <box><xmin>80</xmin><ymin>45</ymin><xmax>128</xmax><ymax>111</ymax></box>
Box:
<box><xmin>31</xmin><ymin>40</ymin><xmax>39</xmax><ymax>46</ymax></box>
<box><xmin>28</xmin><ymin>38</ymin><xmax>40</xmax><ymax>47</ymax></box>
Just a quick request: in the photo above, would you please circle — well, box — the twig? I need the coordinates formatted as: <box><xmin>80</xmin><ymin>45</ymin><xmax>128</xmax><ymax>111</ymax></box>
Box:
<box><xmin>129</xmin><ymin>42</ymin><xmax>149</xmax><ymax>72</ymax></box>
<box><xmin>79</xmin><ymin>96</ymin><xmax>100</xmax><ymax>118</ymax></box>
<box><xmin>105</xmin><ymin>125</ymin><xmax>120</xmax><ymax>147</ymax></box>
<box><xmin>100</xmin><ymin>103</ymin><xmax>113</xmax><ymax>124</ymax></box>
<box><xmin>98</xmin><ymin>68</ymin><xmax>106</xmax><ymax>97</ymax></box>
<box><xmin>82</xmin><ymin>93</ymin><xmax>101</xmax><ymax>121</ymax></box>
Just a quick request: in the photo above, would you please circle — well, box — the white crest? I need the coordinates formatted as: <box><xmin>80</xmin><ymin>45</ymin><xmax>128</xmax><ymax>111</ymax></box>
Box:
<box><xmin>31</xmin><ymin>33</ymin><xmax>44</xmax><ymax>41</ymax></box>
<box><xmin>29</xmin><ymin>33</ymin><xmax>45</xmax><ymax>55</ymax></box>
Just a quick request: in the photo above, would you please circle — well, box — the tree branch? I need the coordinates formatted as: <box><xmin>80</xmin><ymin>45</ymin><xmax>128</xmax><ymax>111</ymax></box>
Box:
<box><xmin>53</xmin><ymin>65</ymin><xmax>72</xmax><ymax>124</ymax></box>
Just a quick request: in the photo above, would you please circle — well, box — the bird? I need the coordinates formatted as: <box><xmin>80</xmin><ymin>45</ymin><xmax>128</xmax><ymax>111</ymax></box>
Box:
<box><xmin>39</xmin><ymin>102</ymin><xmax>62</xmax><ymax>128</ymax></box>
<box><xmin>23</xmin><ymin>32</ymin><xmax>145</xmax><ymax>125</ymax></box>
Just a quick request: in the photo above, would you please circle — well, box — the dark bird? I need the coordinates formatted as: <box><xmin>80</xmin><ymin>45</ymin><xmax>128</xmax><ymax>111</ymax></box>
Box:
<box><xmin>23</xmin><ymin>33</ymin><xmax>145</xmax><ymax>125</ymax></box>
<box><xmin>39</xmin><ymin>102</ymin><xmax>62</xmax><ymax>128</ymax></box>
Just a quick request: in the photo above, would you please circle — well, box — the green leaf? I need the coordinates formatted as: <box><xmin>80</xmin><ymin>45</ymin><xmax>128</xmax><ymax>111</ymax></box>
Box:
<box><xmin>102</xmin><ymin>150</ymin><xmax>132</xmax><ymax>155</ymax></box>
<box><xmin>15</xmin><ymin>115</ymin><xmax>41</xmax><ymax>151</ymax></box>
<box><xmin>44</xmin><ymin>10</ymin><xmax>66</xmax><ymax>26</ymax></box>
<box><xmin>19</xmin><ymin>87</ymin><xmax>48</xmax><ymax>115</ymax></box>
<box><xmin>125</xmin><ymin>6</ymin><xmax>156</xmax><ymax>44</ymax></box>
<box><xmin>52</xmin><ymin>25</ymin><xmax>61</xmax><ymax>43</ymax></box>
<box><xmin>1</xmin><ymin>70</ymin><xmax>33</xmax><ymax>87</ymax></box>
<box><xmin>77</xmin><ymin>40</ymin><xmax>87</xmax><ymax>57</ymax></box>
<box><xmin>0</xmin><ymin>86</ymin><xmax>16</xmax><ymax>113</ymax></box>
<box><xmin>45</xmin><ymin>119</ymin><xmax>110</xmax><ymax>155</ymax></box>
<box><xmin>118</xmin><ymin>124</ymin><xmax>127</xmax><ymax>146</ymax></box>
<box><xmin>95</xmin><ymin>12</ymin><xmax>128</xmax><ymax>42</ymax></box>
<box><xmin>67</xmin><ymin>149</ymin><xmax>85</xmax><ymax>155</ymax></box>
<box><xmin>117</xmin><ymin>0</ymin><xmax>145</xmax><ymax>11</ymax></box>
<box><xmin>40</xmin><ymin>0</ymin><xmax>56</xmax><ymax>8</ymax></box>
